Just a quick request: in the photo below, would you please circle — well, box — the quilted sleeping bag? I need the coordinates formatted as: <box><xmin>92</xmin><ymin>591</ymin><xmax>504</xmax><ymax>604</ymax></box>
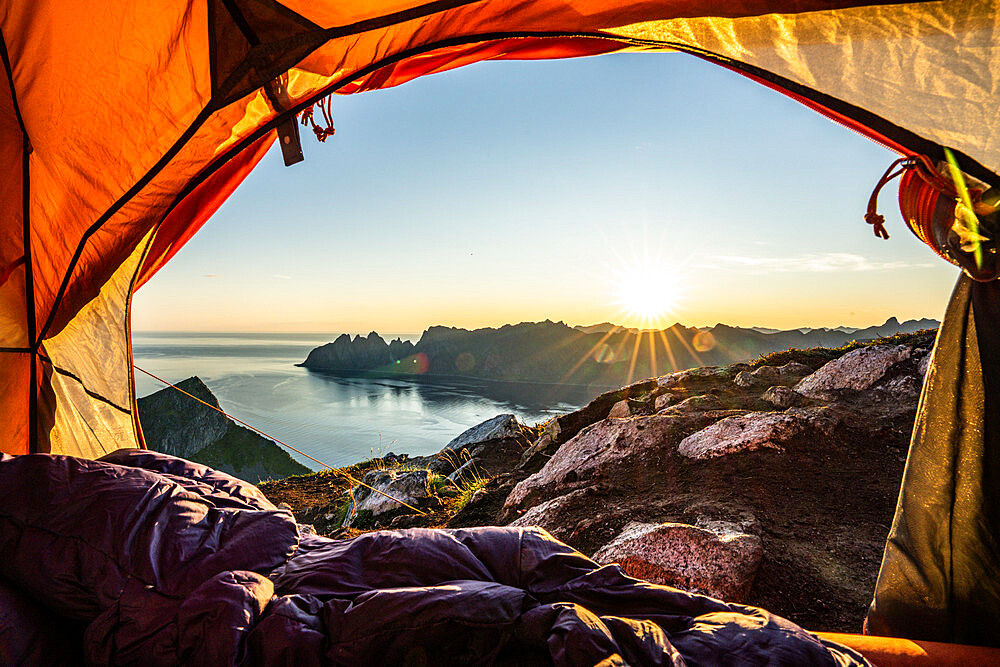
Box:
<box><xmin>0</xmin><ymin>450</ymin><xmax>868</xmax><ymax>665</ymax></box>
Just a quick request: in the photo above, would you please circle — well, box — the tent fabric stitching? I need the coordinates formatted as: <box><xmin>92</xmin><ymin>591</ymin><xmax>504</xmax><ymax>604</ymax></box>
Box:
<box><xmin>1</xmin><ymin>27</ymin><xmax>37</xmax><ymax>453</ymax></box>
<box><xmin>33</xmin><ymin>105</ymin><xmax>214</xmax><ymax>345</ymax></box>
<box><xmin>37</xmin><ymin>355</ymin><xmax>132</xmax><ymax>415</ymax></box>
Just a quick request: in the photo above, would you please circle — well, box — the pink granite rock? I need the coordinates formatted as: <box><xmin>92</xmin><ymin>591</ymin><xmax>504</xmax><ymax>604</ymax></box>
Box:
<box><xmin>677</xmin><ymin>407</ymin><xmax>837</xmax><ymax>459</ymax></box>
<box><xmin>795</xmin><ymin>345</ymin><xmax>912</xmax><ymax>398</ymax></box>
<box><xmin>503</xmin><ymin>415</ymin><xmax>700</xmax><ymax>515</ymax></box>
<box><xmin>592</xmin><ymin>521</ymin><xmax>763</xmax><ymax>602</ymax></box>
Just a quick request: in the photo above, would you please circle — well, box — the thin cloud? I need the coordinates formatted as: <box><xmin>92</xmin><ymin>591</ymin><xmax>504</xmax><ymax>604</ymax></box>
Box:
<box><xmin>202</xmin><ymin>274</ymin><xmax>219</xmax><ymax>278</ymax></box>
<box><xmin>699</xmin><ymin>253</ymin><xmax>937</xmax><ymax>273</ymax></box>
<box><xmin>273</xmin><ymin>274</ymin><xmax>292</xmax><ymax>280</ymax></box>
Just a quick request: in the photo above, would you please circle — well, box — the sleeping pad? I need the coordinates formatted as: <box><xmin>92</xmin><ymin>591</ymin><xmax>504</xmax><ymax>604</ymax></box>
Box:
<box><xmin>0</xmin><ymin>450</ymin><xmax>869</xmax><ymax>665</ymax></box>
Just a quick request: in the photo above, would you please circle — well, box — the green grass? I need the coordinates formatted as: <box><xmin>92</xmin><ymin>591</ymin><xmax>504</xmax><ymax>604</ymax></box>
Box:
<box><xmin>429</xmin><ymin>472</ymin><xmax>458</xmax><ymax>497</ymax></box>
<box><xmin>453</xmin><ymin>475</ymin><xmax>490</xmax><ymax>512</ymax></box>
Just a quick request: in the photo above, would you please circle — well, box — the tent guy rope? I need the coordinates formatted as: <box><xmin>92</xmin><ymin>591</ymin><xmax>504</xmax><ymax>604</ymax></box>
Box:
<box><xmin>133</xmin><ymin>365</ymin><xmax>426</xmax><ymax>516</ymax></box>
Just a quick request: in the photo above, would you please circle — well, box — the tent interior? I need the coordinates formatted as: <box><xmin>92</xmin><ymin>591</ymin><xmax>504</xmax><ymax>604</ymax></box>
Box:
<box><xmin>2</xmin><ymin>0</ymin><xmax>1000</xmax><ymax>663</ymax></box>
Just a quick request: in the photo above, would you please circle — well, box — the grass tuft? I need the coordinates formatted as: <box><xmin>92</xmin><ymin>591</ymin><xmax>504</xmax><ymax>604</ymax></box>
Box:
<box><xmin>453</xmin><ymin>476</ymin><xmax>489</xmax><ymax>512</ymax></box>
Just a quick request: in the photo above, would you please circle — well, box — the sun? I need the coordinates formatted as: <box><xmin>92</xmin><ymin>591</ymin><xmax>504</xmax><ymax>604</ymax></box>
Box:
<box><xmin>611</xmin><ymin>262</ymin><xmax>687</xmax><ymax>329</ymax></box>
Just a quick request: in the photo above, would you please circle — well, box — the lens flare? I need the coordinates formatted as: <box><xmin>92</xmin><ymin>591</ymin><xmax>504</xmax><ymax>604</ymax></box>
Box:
<box><xmin>593</xmin><ymin>344</ymin><xmax>614</xmax><ymax>363</ymax></box>
<box><xmin>692</xmin><ymin>330</ymin><xmax>716</xmax><ymax>352</ymax></box>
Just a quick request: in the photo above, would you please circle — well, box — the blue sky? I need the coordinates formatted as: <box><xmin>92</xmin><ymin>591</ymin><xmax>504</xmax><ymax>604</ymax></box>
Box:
<box><xmin>132</xmin><ymin>51</ymin><xmax>958</xmax><ymax>334</ymax></box>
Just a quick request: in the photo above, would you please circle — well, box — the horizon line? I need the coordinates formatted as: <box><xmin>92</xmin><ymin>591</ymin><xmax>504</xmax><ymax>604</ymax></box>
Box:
<box><xmin>132</xmin><ymin>314</ymin><xmax>941</xmax><ymax>337</ymax></box>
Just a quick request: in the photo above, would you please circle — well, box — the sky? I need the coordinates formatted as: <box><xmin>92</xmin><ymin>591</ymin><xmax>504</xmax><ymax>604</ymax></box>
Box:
<box><xmin>131</xmin><ymin>51</ymin><xmax>960</xmax><ymax>335</ymax></box>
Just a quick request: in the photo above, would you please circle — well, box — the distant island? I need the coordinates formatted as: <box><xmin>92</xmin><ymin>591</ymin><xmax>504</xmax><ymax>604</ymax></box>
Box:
<box><xmin>300</xmin><ymin>317</ymin><xmax>938</xmax><ymax>386</ymax></box>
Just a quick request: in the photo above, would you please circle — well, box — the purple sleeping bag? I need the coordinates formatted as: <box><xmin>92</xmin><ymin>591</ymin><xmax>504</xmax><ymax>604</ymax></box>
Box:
<box><xmin>0</xmin><ymin>451</ymin><xmax>869</xmax><ymax>665</ymax></box>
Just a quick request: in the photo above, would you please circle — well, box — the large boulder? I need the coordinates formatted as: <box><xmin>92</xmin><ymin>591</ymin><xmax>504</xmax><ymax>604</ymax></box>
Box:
<box><xmin>442</xmin><ymin>414</ymin><xmax>521</xmax><ymax>451</ymax></box>
<box><xmin>410</xmin><ymin>414</ymin><xmax>533</xmax><ymax>478</ymax></box>
<box><xmin>795</xmin><ymin>345</ymin><xmax>912</xmax><ymax>398</ymax></box>
<box><xmin>519</xmin><ymin>378</ymin><xmax>660</xmax><ymax>469</ymax></box>
<box><xmin>677</xmin><ymin>407</ymin><xmax>838</xmax><ymax>459</ymax></box>
<box><xmin>343</xmin><ymin>469</ymin><xmax>431</xmax><ymax>528</ymax></box>
<box><xmin>504</xmin><ymin>413</ymin><xmax>713</xmax><ymax>517</ymax></box>
<box><xmin>592</xmin><ymin>521</ymin><xmax>763</xmax><ymax>602</ymax></box>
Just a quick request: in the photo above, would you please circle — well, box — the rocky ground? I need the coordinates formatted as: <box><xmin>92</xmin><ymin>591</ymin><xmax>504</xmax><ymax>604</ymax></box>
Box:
<box><xmin>260</xmin><ymin>330</ymin><xmax>936</xmax><ymax>633</ymax></box>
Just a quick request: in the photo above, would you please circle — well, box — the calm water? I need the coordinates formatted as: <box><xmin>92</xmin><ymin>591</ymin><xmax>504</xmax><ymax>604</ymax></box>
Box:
<box><xmin>132</xmin><ymin>332</ymin><xmax>600</xmax><ymax>470</ymax></box>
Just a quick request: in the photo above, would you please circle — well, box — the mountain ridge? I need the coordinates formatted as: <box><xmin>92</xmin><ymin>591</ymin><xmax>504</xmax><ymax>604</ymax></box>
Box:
<box><xmin>301</xmin><ymin>317</ymin><xmax>939</xmax><ymax>386</ymax></box>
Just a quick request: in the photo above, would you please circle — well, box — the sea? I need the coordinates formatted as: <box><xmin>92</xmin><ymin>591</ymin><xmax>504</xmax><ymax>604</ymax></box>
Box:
<box><xmin>132</xmin><ymin>332</ymin><xmax>601</xmax><ymax>470</ymax></box>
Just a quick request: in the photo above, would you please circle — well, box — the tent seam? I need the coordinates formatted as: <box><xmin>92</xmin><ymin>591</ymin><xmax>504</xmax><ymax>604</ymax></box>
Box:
<box><xmin>37</xmin><ymin>354</ymin><xmax>132</xmax><ymax>415</ymax></box>
<box><xmin>1</xmin><ymin>28</ymin><xmax>38</xmax><ymax>453</ymax></box>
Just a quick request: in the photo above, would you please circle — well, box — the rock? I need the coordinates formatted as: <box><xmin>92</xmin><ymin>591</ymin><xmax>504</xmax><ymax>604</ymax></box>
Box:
<box><xmin>733</xmin><ymin>371</ymin><xmax>756</xmax><ymax>388</ymax></box>
<box><xmin>343</xmin><ymin>469</ymin><xmax>431</xmax><ymax>528</ymax></box>
<box><xmin>761</xmin><ymin>385</ymin><xmax>798</xmax><ymax>409</ymax></box>
<box><xmin>751</xmin><ymin>362</ymin><xmax>812</xmax><ymax>385</ymax></box>
<box><xmin>443</xmin><ymin>414</ymin><xmax>521</xmax><ymax>451</ymax></box>
<box><xmin>518</xmin><ymin>380</ymin><xmax>658</xmax><ymax>470</ymax></box>
<box><xmin>660</xmin><ymin>394</ymin><xmax>724</xmax><ymax>413</ymax></box>
<box><xmin>677</xmin><ymin>408</ymin><xmax>837</xmax><ymax>459</ymax></box>
<box><xmin>506</xmin><ymin>488</ymin><xmax>597</xmax><ymax>543</ymax></box>
<box><xmin>447</xmin><ymin>459</ymin><xmax>481</xmax><ymax>485</ymax></box>
<box><xmin>795</xmin><ymin>345</ymin><xmax>913</xmax><ymax>398</ymax></box>
<box><xmin>592</xmin><ymin>521</ymin><xmax>763</xmax><ymax>602</ymax></box>
<box><xmin>411</xmin><ymin>414</ymin><xmax>534</xmax><ymax>479</ymax></box>
<box><xmin>504</xmin><ymin>414</ymin><xmax>711</xmax><ymax>516</ymax></box>
<box><xmin>519</xmin><ymin>432</ymin><xmax>557</xmax><ymax>471</ymax></box>
<box><xmin>607</xmin><ymin>400</ymin><xmax>630</xmax><ymax>419</ymax></box>
<box><xmin>881</xmin><ymin>374</ymin><xmax>922</xmax><ymax>400</ymax></box>
<box><xmin>780</xmin><ymin>361</ymin><xmax>813</xmax><ymax>377</ymax></box>
<box><xmin>654</xmin><ymin>392</ymin><xmax>680</xmax><ymax>411</ymax></box>
<box><xmin>626</xmin><ymin>394</ymin><xmax>656</xmax><ymax>416</ymax></box>
<box><xmin>658</xmin><ymin>366</ymin><xmax>730</xmax><ymax>389</ymax></box>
